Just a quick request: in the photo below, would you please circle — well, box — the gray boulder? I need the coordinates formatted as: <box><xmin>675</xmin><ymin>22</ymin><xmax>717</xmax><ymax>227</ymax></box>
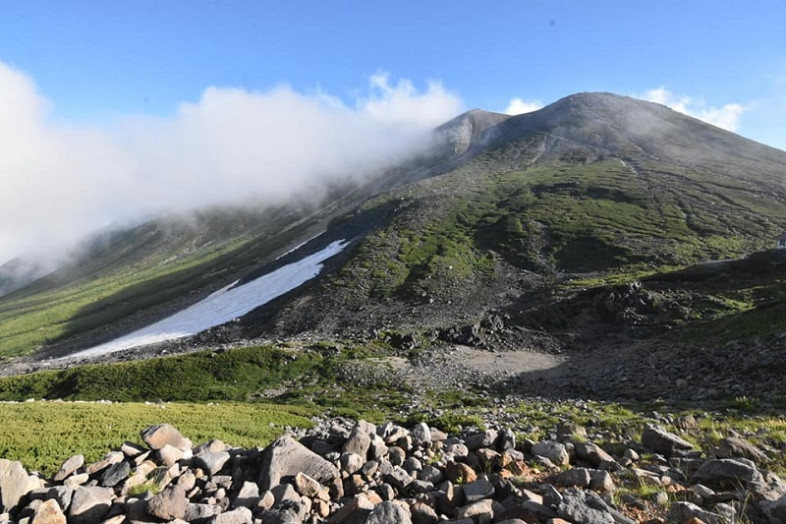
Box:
<box><xmin>669</xmin><ymin>501</ymin><xmax>725</xmax><ymax>524</ymax></box>
<box><xmin>195</xmin><ymin>450</ymin><xmax>230</xmax><ymax>475</ymax></box>
<box><xmin>641</xmin><ymin>424</ymin><xmax>693</xmax><ymax>457</ymax></box>
<box><xmin>362</xmin><ymin>501</ymin><xmax>412</xmax><ymax>524</ymax></box>
<box><xmin>259</xmin><ymin>436</ymin><xmax>340</xmax><ymax>492</ymax></box>
<box><xmin>140</xmin><ymin>424</ymin><xmax>192</xmax><ymax>451</ymax></box>
<box><xmin>31</xmin><ymin>499</ymin><xmax>66</xmax><ymax>524</ymax></box>
<box><xmin>463</xmin><ymin>477</ymin><xmax>495</xmax><ymax>502</ymax></box>
<box><xmin>214</xmin><ymin>506</ymin><xmax>253</xmax><ymax>524</ymax></box>
<box><xmin>146</xmin><ymin>484</ymin><xmax>187</xmax><ymax>521</ymax></box>
<box><xmin>53</xmin><ymin>455</ymin><xmax>84</xmax><ymax>482</ymax></box>
<box><xmin>68</xmin><ymin>487</ymin><xmax>114</xmax><ymax>524</ymax></box>
<box><xmin>531</xmin><ymin>441</ymin><xmax>569</xmax><ymax>466</ymax></box>
<box><xmin>0</xmin><ymin>459</ymin><xmax>40</xmax><ymax>515</ymax></box>
<box><xmin>99</xmin><ymin>461</ymin><xmax>130</xmax><ymax>488</ymax></box>
<box><xmin>557</xmin><ymin>489</ymin><xmax>616</xmax><ymax>524</ymax></box>
<box><xmin>554</xmin><ymin>468</ymin><xmax>592</xmax><ymax>488</ymax></box>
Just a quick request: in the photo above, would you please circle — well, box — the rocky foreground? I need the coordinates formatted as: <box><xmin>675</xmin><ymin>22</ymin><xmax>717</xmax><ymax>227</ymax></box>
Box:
<box><xmin>2</xmin><ymin>418</ymin><xmax>786</xmax><ymax>524</ymax></box>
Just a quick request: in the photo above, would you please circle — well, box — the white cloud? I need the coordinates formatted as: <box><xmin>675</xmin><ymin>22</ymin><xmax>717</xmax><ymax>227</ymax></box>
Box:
<box><xmin>0</xmin><ymin>61</ymin><xmax>464</xmax><ymax>265</ymax></box>
<box><xmin>504</xmin><ymin>97</ymin><xmax>544</xmax><ymax>115</ymax></box>
<box><xmin>361</xmin><ymin>72</ymin><xmax>463</xmax><ymax>129</ymax></box>
<box><xmin>641</xmin><ymin>87</ymin><xmax>747</xmax><ymax>132</ymax></box>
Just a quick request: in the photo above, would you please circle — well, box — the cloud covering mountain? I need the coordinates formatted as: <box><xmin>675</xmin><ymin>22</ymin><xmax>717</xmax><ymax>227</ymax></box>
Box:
<box><xmin>0</xmin><ymin>62</ymin><xmax>462</xmax><ymax>265</ymax></box>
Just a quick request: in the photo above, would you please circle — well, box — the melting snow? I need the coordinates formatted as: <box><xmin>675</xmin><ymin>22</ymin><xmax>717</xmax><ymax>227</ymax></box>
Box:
<box><xmin>66</xmin><ymin>239</ymin><xmax>347</xmax><ymax>359</ymax></box>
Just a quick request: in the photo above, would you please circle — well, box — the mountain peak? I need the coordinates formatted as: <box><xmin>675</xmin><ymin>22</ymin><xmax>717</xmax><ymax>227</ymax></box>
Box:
<box><xmin>435</xmin><ymin>108</ymin><xmax>510</xmax><ymax>155</ymax></box>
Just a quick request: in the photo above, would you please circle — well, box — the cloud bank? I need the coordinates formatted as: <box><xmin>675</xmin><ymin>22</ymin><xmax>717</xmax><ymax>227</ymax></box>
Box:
<box><xmin>642</xmin><ymin>87</ymin><xmax>747</xmax><ymax>132</ymax></box>
<box><xmin>0</xmin><ymin>61</ymin><xmax>463</xmax><ymax>265</ymax></box>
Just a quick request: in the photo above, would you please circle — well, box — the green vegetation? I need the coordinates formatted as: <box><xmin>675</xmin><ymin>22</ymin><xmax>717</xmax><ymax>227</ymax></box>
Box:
<box><xmin>333</xmin><ymin>153</ymin><xmax>783</xmax><ymax>307</ymax></box>
<box><xmin>0</xmin><ymin>400</ymin><xmax>314</xmax><ymax>476</ymax></box>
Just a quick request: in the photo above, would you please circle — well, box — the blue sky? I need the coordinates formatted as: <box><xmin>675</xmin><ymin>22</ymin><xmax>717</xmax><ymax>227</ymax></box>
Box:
<box><xmin>1</xmin><ymin>0</ymin><xmax>784</xmax><ymax>147</ymax></box>
<box><xmin>0</xmin><ymin>1</ymin><xmax>785</xmax><ymax>263</ymax></box>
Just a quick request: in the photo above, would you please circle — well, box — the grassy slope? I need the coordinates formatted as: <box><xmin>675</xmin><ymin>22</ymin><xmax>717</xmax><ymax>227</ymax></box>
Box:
<box><xmin>0</xmin><ymin>401</ymin><xmax>314</xmax><ymax>476</ymax></box>
<box><xmin>2</xmin><ymin>341</ymin><xmax>785</xmax><ymax>478</ymax></box>
<box><xmin>328</xmin><ymin>149</ymin><xmax>783</xmax><ymax>308</ymax></box>
<box><xmin>0</xmin><ymin>204</ymin><xmax>324</xmax><ymax>360</ymax></box>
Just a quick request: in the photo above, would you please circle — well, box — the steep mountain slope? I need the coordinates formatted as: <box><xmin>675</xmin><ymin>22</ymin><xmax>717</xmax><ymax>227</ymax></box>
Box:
<box><xmin>234</xmin><ymin>93</ymin><xmax>785</xmax><ymax>340</ymax></box>
<box><xmin>1</xmin><ymin>92</ymin><xmax>784</xmax><ymax>365</ymax></box>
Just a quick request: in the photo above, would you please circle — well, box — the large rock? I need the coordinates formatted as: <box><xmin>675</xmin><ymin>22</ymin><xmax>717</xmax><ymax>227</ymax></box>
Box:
<box><xmin>294</xmin><ymin>472</ymin><xmax>322</xmax><ymax>498</ymax></box>
<box><xmin>28</xmin><ymin>486</ymin><xmax>74</xmax><ymax>513</ymax></box>
<box><xmin>99</xmin><ymin>461</ymin><xmax>131</xmax><ymax>488</ymax></box>
<box><xmin>214</xmin><ymin>506</ymin><xmax>253</xmax><ymax>524</ymax></box>
<box><xmin>344</xmin><ymin>421</ymin><xmax>374</xmax><ymax>458</ymax></box>
<box><xmin>716</xmin><ymin>436</ymin><xmax>768</xmax><ymax>463</ymax></box>
<box><xmin>557</xmin><ymin>489</ymin><xmax>616</xmax><ymax>524</ymax></box>
<box><xmin>457</xmin><ymin>498</ymin><xmax>504</xmax><ymax>520</ymax></box>
<box><xmin>531</xmin><ymin>441</ymin><xmax>570</xmax><ymax>466</ymax></box>
<box><xmin>232</xmin><ymin>481</ymin><xmax>260</xmax><ymax>509</ymax></box>
<box><xmin>362</xmin><ymin>501</ymin><xmax>413</xmax><ymax>524</ymax></box>
<box><xmin>694</xmin><ymin>458</ymin><xmax>761</xmax><ymax>485</ymax></box>
<box><xmin>195</xmin><ymin>450</ymin><xmax>230</xmax><ymax>475</ymax></box>
<box><xmin>140</xmin><ymin>424</ymin><xmax>192</xmax><ymax>451</ymax></box>
<box><xmin>0</xmin><ymin>459</ymin><xmax>41</xmax><ymax>515</ymax></box>
<box><xmin>575</xmin><ymin>442</ymin><xmax>615</xmax><ymax>467</ymax></box>
<box><xmin>463</xmin><ymin>478</ymin><xmax>495</xmax><ymax>502</ymax></box>
<box><xmin>641</xmin><ymin>424</ymin><xmax>693</xmax><ymax>457</ymax></box>
<box><xmin>669</xmin><ymin>501</ymin><xmax>724</xmax><ymax>524</ymax></box>
<box><xmin>31</xmin><ymin>499</ymin><xmax>66</xmax><ymax>524</ymax></box>
<box><xmin>554</xmin><ymin>468</ymin><xmax>592</xmax><ymax>488</ymax></box>
<box><xmin>410</xmin><ymin>423</ymin><xmax>432</xmax><ymax>447</ymax></box>
<box><xmin>68</xmin><ymin>487</ymin><xmax>114</xmax><ymax>524</ymax></box>
<box><xmin>146</xmin><ymin>484</ymin><xmax>187</xmax><ymax>520</ymax></box>
<box><xmin>259</xmin><ymin>435</ymin><xmax>341</xmax><ymax>492</ymax></box>
<box><xmin>53</xmin><ymin>455</ymin><xmax>84</xmax><ymax>482</ymax></box>
<box><xmin>84</xmin><ymin>451</ymin><xmax>124</xmax><ymax>475</ymax></box>
<box><xmin>328</xmin><ymin>494</ymin><xmax>374</xmax><ymax>524</ymax></box>
<box><xmin>761</xmin><ymin>492</ymin><xmax>786</xmax><ymax>522</ymax></box>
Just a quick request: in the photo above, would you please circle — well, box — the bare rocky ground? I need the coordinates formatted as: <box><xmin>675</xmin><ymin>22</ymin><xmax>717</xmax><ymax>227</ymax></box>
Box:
<box><xmin>3</xmin><ymin>415</ymin><xmax>786</xmax><ymax>524</ymax></box>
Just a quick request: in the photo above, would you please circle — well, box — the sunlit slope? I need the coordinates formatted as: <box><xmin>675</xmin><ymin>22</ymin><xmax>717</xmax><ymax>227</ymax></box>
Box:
<box><xmin>244</xmin><ymin>94</ymin><xmax>786</xmax><ymax>335</ymax></box>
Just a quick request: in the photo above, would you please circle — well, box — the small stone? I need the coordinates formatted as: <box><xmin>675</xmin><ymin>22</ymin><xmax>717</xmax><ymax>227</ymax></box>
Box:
<box><xmin>446</xmin><ymin>462</ymin><xmax>477</xmax><ymax>484</ymax></box>
<box><xmin>327</xmin><ymin>494</ymin><xmax>374</xmax><ymax>524</ymax></box>
<box><xmin>294</xmin><ymin>472</ymin><xmax>322</xmax><ymax>497</ymax></box>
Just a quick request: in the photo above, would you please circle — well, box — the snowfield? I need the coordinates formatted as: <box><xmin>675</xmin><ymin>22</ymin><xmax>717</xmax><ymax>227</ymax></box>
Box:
<box><xmin>66</xmin><ymin>240</ymin><xmax>348</xmax><ymax>359</ymax></box>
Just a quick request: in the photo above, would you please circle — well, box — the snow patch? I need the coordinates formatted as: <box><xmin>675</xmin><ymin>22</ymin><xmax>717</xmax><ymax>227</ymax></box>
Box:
<box><xmin>66</xmin><ymin>239</ymin><xmax>347</xmax><ymax>359</ymax></box>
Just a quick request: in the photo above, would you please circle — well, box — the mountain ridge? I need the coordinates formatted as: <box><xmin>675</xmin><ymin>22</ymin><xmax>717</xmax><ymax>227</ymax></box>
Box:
<box><xmin>0</xmin><ymin>91</ymin><xmax>784</xmax><ymax>372</ymax></box>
